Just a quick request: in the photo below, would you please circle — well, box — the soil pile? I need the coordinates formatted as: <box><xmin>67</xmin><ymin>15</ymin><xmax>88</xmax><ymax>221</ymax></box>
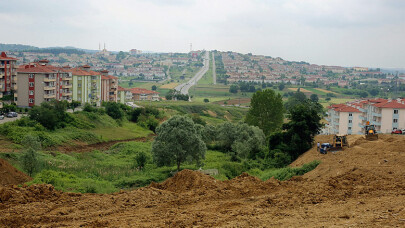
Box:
<box><xmin>1</xmin><ymin>134</ymin><xmax>405</xmax><ymax>227</ymax></box>
<box><xmin>150</xmin><ymin>169</ymin><xmax>223</xmax><ymax>193</ymax></box>
<box><xmin>0</xmin><ymin>159</ymin><xmax>31</xmax><ymax>186</ymax></box>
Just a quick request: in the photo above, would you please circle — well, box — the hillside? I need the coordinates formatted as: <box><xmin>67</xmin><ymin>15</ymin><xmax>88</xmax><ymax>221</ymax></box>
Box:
<box><xmin>1</xmin><ymin>134</ymin><xmax>404</xmax><ymax>226</ymax></box>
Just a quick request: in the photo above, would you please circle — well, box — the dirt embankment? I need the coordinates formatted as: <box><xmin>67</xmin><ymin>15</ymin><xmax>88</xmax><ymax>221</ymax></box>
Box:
<box><xmin>0</xmin><ymin>159</ymin><xmax>31</xmax><ymax>186</ymax></box>
<box><xmin>1</xmin><ymin>134</ymin><xmax>405</xmax><ymax>227</ymax></box>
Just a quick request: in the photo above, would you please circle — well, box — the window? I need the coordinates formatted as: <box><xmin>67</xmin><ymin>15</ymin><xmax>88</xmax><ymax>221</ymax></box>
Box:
<box><xmin>394</xmin><ymin>110</ymin><xmax>399</xmax><ymax>114</ymax></box>
<box><xmin>29</xmin><ymin>74</ymin><xmax>34</xmax><ymax>79</ymax></box>
<box><xmin>393</xmin><ymin>119</ymin><xmax>398</xmax><ymax>123</ymax></box>
<box><xmin>349</xmin><ymin>120</ymin><xmax>352</xmax><ymax>123</ymax></box>
<box><xmin>348</xmin><ymin>127</ymin><xmax>352</xmax><ymax>130</ymax></box>
<box><xmin>29</xmin><ymin>90</ymin><xmax>34</xmax><ymax>95</ymax></box>
<box><xmin>29</xmin><ymin>99</ymin><xmax>34</xmax><ymax>103</ymax></box>
<box><xmin>349</xmin><ymin>113</ymin><xmax>352</xmax><ymax>117</ymax></box>
<box><xmin>29</xmin><ymin>82</ymin><xmax>34</xmax><ymax>87</ymax></box>
<box><xmin>78</xmin><ymin>83</ymin><xmax>82</xmax><ymax>87</ymax></box>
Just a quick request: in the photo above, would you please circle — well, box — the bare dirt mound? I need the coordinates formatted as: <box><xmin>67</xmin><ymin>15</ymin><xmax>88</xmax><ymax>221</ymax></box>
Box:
<box><xmin>1</xmin><ymin>135</ymin><xmax>405</xmax><ymax>227</ymax></box>
<box><xmin>0</xmin><ymin>159</ymin><xmax>31</xmax><ymax>186</ymax></box>
<box><xmin>150</xmin><ymin>169</ymin><xmax>222</xmax><ymax>193</ymax></box>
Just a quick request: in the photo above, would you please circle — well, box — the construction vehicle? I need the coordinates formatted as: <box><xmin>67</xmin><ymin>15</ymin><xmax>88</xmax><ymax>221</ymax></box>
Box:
<box><xmin>365</xmin><ymin>121</ymin><xmax>378</xmax><ymax>140</ymax></box>
<box><xmin>330</xmin><ymin>134</ymin><xmax>349</xmax><ymax>152</ymax></box>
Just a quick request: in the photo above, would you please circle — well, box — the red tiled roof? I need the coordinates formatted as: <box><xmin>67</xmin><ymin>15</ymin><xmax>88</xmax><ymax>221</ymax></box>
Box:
<box><xmin>334</xmin><ymin>105</ymin><xmax>362</xmax><ymax>113</ymax></box>
<box><xmin>17</xmin><ymin>64</ymin><xmax>57</xmax><ymax>73</ymax></box>
<box><xmin>0</xmin><ymin>52</ymin><xmax>18</xmax><ymax>60</ymax></box>
<box><xmin>118</xmin><ymin>86</ymin><xmax>129</xmax><ymax>91</ymax></box>
<box><xmin>373</xmin><ymin>101</ymin><xmax>405</xmax><ymax>109</ymax></box>
<box><xmin>129</xmin><ymin>87</ymin><xmax>159</xmax><ymax>95</ymax></box>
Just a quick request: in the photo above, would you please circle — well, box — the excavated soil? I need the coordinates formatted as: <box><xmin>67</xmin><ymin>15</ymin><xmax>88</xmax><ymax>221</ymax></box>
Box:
<box><xmin>1</xmin><ymin>134</ymin><xmax>405</xmax><ymax>227</ymax></box>
<box><xmin>0</xmin><ymin>159</ymin><xmax>31</xmax><ymax>186</ymax></box>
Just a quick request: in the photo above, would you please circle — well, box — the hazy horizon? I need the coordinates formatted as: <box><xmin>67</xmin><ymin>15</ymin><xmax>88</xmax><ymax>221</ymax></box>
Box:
<box><xmin>1</xmin><ymin>0</ymin><xmax>404</xmax><ymax>68</ymax></box>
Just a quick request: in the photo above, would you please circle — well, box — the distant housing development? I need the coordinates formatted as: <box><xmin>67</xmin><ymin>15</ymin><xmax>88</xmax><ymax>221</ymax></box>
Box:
<box><xmin>0</xmin><ymin>52</ymin><xmax>160</xmax><ymax>108</ymax></box>
<box><xmin>326</xmin><ymin>98</ymin><xmax>405</xmax><ymax>134</ymax></box>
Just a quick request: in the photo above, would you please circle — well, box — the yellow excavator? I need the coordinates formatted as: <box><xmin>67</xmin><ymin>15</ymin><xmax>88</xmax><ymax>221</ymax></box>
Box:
<box><xmin>365</xmin><ymin>121</ymin><xmax>378</xmax><ymax>140</ymax></box>
<box><xmin>330</xmin><ymin>134</ymin><xmax>349</xmax><ymax>152</ymax></box>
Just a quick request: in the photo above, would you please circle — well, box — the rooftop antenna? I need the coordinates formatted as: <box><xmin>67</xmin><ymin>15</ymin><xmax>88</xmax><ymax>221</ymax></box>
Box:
<box><xmin>190</xmin><ymin>43</ymin><xmax>192</xmax><ymax>52</ymax></box>
<box><xmin>104</xmin><ymin>43</ymin><xmax>106</xmax><ymax>50</ymax></box>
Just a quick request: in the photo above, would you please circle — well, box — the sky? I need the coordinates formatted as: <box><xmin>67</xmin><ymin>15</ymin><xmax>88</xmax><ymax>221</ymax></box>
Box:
<box><xmin>1</xmin><ymin>0</ymin><xmax>405</xmax><ymax>68</ymax></box>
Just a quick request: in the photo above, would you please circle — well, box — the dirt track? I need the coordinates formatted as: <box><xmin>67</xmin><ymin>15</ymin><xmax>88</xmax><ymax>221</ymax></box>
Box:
<box><xmin>1</xmin><ymin>134</ymin><xmax>405</xmax><ymax>227</ymax></box>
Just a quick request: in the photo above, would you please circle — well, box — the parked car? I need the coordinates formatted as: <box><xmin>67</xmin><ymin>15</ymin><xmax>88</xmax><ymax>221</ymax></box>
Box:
<box><xmin>10</xmin><ymin>112</ymin><xmax>18</xmax><ymax>117</ymax></box>
<box><xmin>0</xmin><ymin>114</ymin><xmax>4</xmax><ymax>120</ymax></box>
<box><xmin>6</xmin><ymin>112</ymin><xmax>14</xmax><ymax>118</ymax></box>
<box><xmin>391</xmin><ymin>129</ymin><xmax>402</xmax><ymax>134</ymax></box>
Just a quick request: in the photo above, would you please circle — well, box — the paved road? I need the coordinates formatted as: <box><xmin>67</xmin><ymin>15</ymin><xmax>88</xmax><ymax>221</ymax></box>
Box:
<box><xmin>0</xmin><ymin>114</ymin><xmax>24</xmax><ymax>124</ymax></box>
<box><xmin>174</xmin><ymin>51</ymin><xmax>210</xmax><ymax>96</ymax></box>
<box><xmin>212</xmin><ymin>52</ymin><xmax>216</xmax><ymax>84</ymax></box>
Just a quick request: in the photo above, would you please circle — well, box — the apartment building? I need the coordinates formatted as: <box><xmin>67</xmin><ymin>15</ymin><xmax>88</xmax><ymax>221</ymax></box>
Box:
<box><xmin>100</xmin><ymin>70</ymin><xmax>118</xmax><ymax>102</ymax></box>
<box><xmin>70</xmin><ymin>65</ymin><xmax>101</xmax><ymax>106</ymax></box>
<box><xmin>129</xmin><ymin>88</ymin><xmax>160</xmax><ymax>101</ymax></box>
<box><xmin>117</xmin><ymin>86</ymin><xmax>132</xmax><ymax>104</ymax></box>
<box><xmin>326</xmin><ymin>104</ymin><xmax>362</xmax><ymax>135</ymax></box>
<box><xmin>326</xmin><ymin>98</ymin><xmax>405</xmax><ymax>134</ymax></box>
<box><xmin>0</xmin><ymin>52</ymin><xmax>18</xmax><ymax>108</ymax></box>
<box><xmin>16</xmin><ymin>61</ymin><xmax>73</xmax><ymax>107</ymax></box>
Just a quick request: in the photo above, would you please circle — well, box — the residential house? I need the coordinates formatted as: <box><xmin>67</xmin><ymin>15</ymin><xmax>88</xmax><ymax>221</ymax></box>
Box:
<box><xmin>326</xmin><ymin>98</ymin><xmax>405</xmax><ymax>134</ymax></box>
<box><xmin>70</xmin><ymin>65</ymin><xmax>101</xmax><ymax>106</ymax></box>
<box><xmin>0</xmin><ymin>52</ymin><xmax>18</xmax><ymax>108</ymax></box>
<box><xmin>16</xmin><ymin>60</ymin><xmax>73</xmax><ymax>107</ymax></box>
<box><xmin>129</xmin><ymin>88</ymin><xmax>160</xmax><ymax>101</ymax></box>
<box><xmin>100</xmin><ymin>70</ymin><xmax>118</xmax><ymax>102</ymax></box>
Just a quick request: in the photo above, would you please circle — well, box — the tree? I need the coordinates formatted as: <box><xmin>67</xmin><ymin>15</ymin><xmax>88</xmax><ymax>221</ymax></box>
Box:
<box><xmin>278</xmin><ymin>83</ymin><xmax>285</xmax><ymax>91</ymax></box>
<box><xmin>135</xmin><ymin>151</ymin><xmax>149</xmax><ymax>170</ymax></box>
<box><xmin>69</xmin><ymin>100</ymin><xmax>81</xmax><ymax>112</ymax></box>
<box><xmin>245</xmin><ymin>89</ymin><xmax>285</xmax><ymax>136</ymax></box>
<box><xmin>229</xmin><ymin>84</ymin><xmax>238</xmax><ymax>93</ymax></box>
<box><xmin>151</xmin><ymin>85</ymin><xmax>157</xmax><ymax>91</ymax></box>
<box><xmin>105</xmin><ymin>102</ymin><xmax>124</xmax><ymax>120</ymax></box>
<box><xmin>203</xmin><ymin>98</ymin><xmax>209</xmax><ymax>103</ymax></box>
<box><xmin>152</xmin><ymin>115</ymin><xmax>206</xmax><ymax>171</ymax></box>
<box><xmin>21</xmin><ymin>135</ymin><xmax>41</xmax><ymax>176</ymax></box>
<box><xmin>29</xmin><ymin>100</ymin><xmax>68</xmax><ymax>130</ymax></box>
<box><xmin>269</xmin><ymin>103</ymin><xmax>323</xmax><ymax>163</ymax></box>
<box><xmin>310</xmin><ymin>94</ymin><xmax>319</xmax><ymax>103</ymax></box>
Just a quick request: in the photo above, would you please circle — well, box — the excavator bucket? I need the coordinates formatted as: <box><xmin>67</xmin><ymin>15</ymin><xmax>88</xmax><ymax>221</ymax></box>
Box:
<box><xmin>366</xmin><ymin>134</ymin><xmax>378</xmax><ymax>141</ymax></box>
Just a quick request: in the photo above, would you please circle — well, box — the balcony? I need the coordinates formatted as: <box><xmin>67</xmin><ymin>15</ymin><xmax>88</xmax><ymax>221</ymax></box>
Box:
<box><xmin>325</xmin><ymin>117</ymin><xmax>331</xmax><ymax>122</ymax></box>
<box><xmin>372</xmin><ymin>121</ymin><xmax>381</xmax><ymax>126</ymax></box>
<box><xmin>359</xmin><ymin>115</ymin><xmax>367</xmax><ymax>121</ymax></box>
<box><xmin>0</xmin><ymin>73</ymin><xmax>4</xmax><ymax>78</ymax></box>
<box><xmin>372</xmin><ymin>112</ymin><xmax>382</xmax><ymax>117</ymax></box>
<box><xmin>358</xmin><ymin>123</ymin><xmax>365</xmax><ymax>128</ymax></box>
<box><xmin>62</xmin><ymin>76</ymin><xmax>72</xmax><ymax>81</ymax></box>
<box><xmin>62</xmin><ymin>84</ymin><xmax>72</xmax><ymax>89</ymax></box>
<box><xmin>358</xmin><ymin>108</ymin><xmax>366</xmax><ymax>112</ymax></box>
<box><xmin>44</xmin><ymin>86</ymin><xmax>56</xmax><ymax>90</ymax></box>
<box><xmin>44</xmin><ymin>77</ymin><xmax>56</xmax><ymax>82</ymax></box>
<box><xmin>62</xmin><ymin>92</ymin><xmax>72</xmax><ymax>96</ymax></box>
<box><xmin>44</xmin><ymin>93</ymin><xmax>56</xmax><ymax>99</ymax></box>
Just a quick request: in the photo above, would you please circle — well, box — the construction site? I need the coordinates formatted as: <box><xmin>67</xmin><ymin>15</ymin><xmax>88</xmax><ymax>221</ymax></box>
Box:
<box><xmin>1</xmin><ymin>134</ymin><xmax>405</xmax><ymax>227</ymax></box>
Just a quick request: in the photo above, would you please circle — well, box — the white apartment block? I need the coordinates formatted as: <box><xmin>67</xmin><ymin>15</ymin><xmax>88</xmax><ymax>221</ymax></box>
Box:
<box><xmin>326</xmin><ymin>98</ymin><xmax>405</xmax><ymax>134</ymax></box>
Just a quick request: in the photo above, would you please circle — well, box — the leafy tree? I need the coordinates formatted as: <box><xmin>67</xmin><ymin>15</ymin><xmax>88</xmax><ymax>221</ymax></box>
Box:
<box><xmin>151</xmin><ymin>85</ymin><xmax>157</xmax><ymax>91</ymax></box>
<box><xmin>152</xmin><ymin>115</ymin><xmax>206</xmax><ymax>171</ymax></box>
<box><xmin>29</xmin><ymin>100</ymin><xmax>68</xmax><ymax>130</ymax></box>
<box><xmin>269</xmin><ymin>103</ymin><xmax>323</xmax><ymax>164</ymax></box>
<box><xmin>135</xmin><ymin>151</ymin><xmax>149</xmax><ymax>170</ymax></box>
<box><xmin>21</xmin><ymin>135</ymin><xmax>41</xmax><ymax>176</ymax></box>
<box><xmin>245</xmin><ymin>89</ymin><xmax>284</xmax><ymax>136</ymax></box>
<box><xmin>105</xmin><ymin>102</ymin><xmax>125</xmax><ymax>120</ymax></box>
<box><xmin>229</xmin><ymin>85</ymin><xmax>238</xmax><ymax>93</ymax></box>
<box><xmin>368</xmin><ymin>88</ymin><xmax>379</xmax><ymax>96</ymax></box>
<box><xmin>310</xmin><ymin>94</ymin><xmax>319</xmax><ymax>103</ymax></box>
<box><xmin>278</xmin><ymin>83</ymin><xmax>285</xmax><ymax>91</ymax></box>
<box><xmin>203</xmin><ymin>98</ymin><xmax>209</xmax><ymax>103</ymax></box>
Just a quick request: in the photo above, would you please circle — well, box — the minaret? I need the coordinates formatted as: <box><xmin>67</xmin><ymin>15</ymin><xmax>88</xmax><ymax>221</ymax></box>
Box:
<box><xmin>190</xmin><ymin>43</ymin><xmax>192</xmax><ymax>52</ymax></box>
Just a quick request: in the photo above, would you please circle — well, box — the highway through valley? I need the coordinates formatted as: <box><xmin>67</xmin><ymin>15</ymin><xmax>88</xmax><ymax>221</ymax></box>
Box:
<box><xmin>174</xmin><ymin>51</ymin><xmax>210</xmax><ymax>97</ymax></box>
